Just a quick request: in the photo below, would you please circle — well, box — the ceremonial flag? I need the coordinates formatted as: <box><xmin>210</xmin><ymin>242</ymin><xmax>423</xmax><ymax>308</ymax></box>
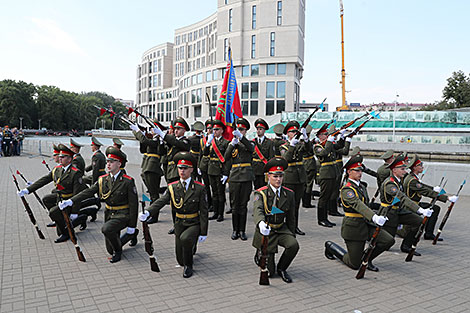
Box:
<box><xmin>215</xmin><ymin>47</ymin><xmax>243</xmax><ymax>140</ymax></box>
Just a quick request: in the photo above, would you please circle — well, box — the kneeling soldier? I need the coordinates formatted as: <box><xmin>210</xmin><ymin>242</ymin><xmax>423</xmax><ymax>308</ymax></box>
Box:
<box><xmin>59</xmin><ymin>147</ymin><xmax>138</xmax><ymax>263</ymax></box>
<box><xmin>324</xmin><ymin>155</ymin><xmax>395</xmax><ymax>271</ymax></box>
<box><xmin>139</xmin><ymin>151</ymin><xmax>208</xmax><ymax>278</ymax></box>
<box><xmin>253</xmin><ymin>157</ymin><xmax>299</xmax><ymax>283</ymax></box>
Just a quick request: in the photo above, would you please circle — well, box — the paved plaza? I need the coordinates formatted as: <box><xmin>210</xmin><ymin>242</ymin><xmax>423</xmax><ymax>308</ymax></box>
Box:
<box><xmin>1</xmin><ymin>155</ymin><xmax>469</xmax><ymax>313</ymax></box>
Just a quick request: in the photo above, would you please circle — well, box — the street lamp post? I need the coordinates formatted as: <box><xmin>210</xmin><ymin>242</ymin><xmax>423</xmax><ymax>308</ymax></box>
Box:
<box><xmin>19</xmin><ymin>117</ymin><xmax>23</xmax><ymax>129</ymax></box>
<box><xmin>94</xmin><ymin>117</ymin><xmax>99</xmax><ymax>129</ymax></box>
<box><xmin>392</xmin><ymin>94</ymin><xmax>399</xmax><ymax>142</ymax></box>
<box><xmin>38</xmin><ymin>119</ymin><xmax>41</xmax><ymax>130</ymax></box>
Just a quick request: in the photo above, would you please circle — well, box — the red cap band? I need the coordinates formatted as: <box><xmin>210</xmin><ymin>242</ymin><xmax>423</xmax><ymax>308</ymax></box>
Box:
<box><xmin>177</xmin><ymin>159</ymin><xmax>193</xmax><ymax>167</ymax></box>
<box><xmin>175</xmin><ymin>122</ymin><xmax>185</xmax><ymax>129</ymax></box>
<box><xmin>107</xmin><ymin>154</ymin><xmax>123</xmax><ymax>163</ymax></box>
<box><xmin>391</xmin><ymin>160</ymin><xmax>406</xmax><ymax>169</ymax></box>
<box><xmin>287</xmin><ymin>126</ymin><xmax>298</xmax><ymax>132</ymax></box>
<box><xmin>347</xmin><ymin>162</ymin><xmax>363</xmax><ymax>170</ymax></box>
<box><xmin>269</xmin><ymin>166</ymin><xmax>285</xmax><ymax>173</ymax></box>
<box><xmin>411</xmin><ymin>159</ymin><xmax>422</xmax><ymax>168</ymax></box>
<box><xmin>237</xmin><ymin>124</ymin><xmax>245</xmax><ymax>129</ymax></box>
<box><xmin>60</xmin><ymin>150</ymin><xmax>74</xmax><ymax>157</ymax></box>
<box><xmin>256</xmin><ymin>123</ymin><xmax>266</xmax><ymax>129</ymax></box>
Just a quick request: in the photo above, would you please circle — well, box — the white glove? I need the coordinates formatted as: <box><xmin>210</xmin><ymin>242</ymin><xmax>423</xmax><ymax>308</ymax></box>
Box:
<box><xmin>232</xmin><ymin>129</ymin><xmax>242</xmax><ymax>139</ymax></box>
<box><xmin>17</xmin><ymin>188</ymin><xmax>29</xmax><ymax>197</ymax></box>
<box><xmin>69</xmin><ymin>214</ymin><xmax>78</xmax><ymax>221</ymax></box>
<box><xmin>418</xmin><ymin>207</ymin><xmax>434</xmax><ymax>217</ymax></box>
<box><xmin>198</xmin><ymin>235</ymin><xmax>207</xmax><ymax>243</ymax></box>
<box><xmin>230</xmin><ymin>137</ymin><xmax>239</xmax><ymax>146</ymax></box>
<box><xmin>372</xmin><ymin>214</ymin><xmax>388</xmax><ymax>226</ymax></box>
<box><xmin>290</xmin><ymin>138</ymin><xmax>299</xmax><ymax>147</ymax></box>
<box><xmin>26</xmin><ymin>181</ymin><xmax>33</xmax><ymax>187</ymax></box>
<box><xmin>449</xmin><ymin>195</ymin><xmax>459</xmax><ymax>203</ymax></box>
<box><xmin>433</xmin><ymin>186</ymin><xmax>442</xmax><ymax>193</ymax></box>
<box><xmin>206</xmin><ymin>134</ymin><xmax>214</xmax><ymax>146</ymax></box>
<box><xmin>221</xmin><ymin>175</ymin><xmax>228</xmax><ymax>184</ymax></box>
<box><xmin>152</xmin><ymin>126</ymin><xmax>164</xmax><ymax>138</ymax></box>
<box><xmin>139</xmin><ymin>210</ymin><xmax>150</xmax><ymax>222</ymax></box>
<box><xmin>339</xmin><ymin>129</ymin><xmax>347</xmax><ymax>138</ymax></box>
<box><xmin>301</xmin><ymin>128</ymin><xmax>308</xmax><ymax>141</ymax></box>
<box><xmin>126</xmin><ymin>227</ymin><xmax>136</xmax><ymax>235</ymax></box>
<box><xmin>258</xmin><ymin>221</ymin><xmax>271</xmax><ymax>236</ymax></box>
<box><xmin>345</xmin><ymin>137</ymin><xmax>352</xmax><ymax>142</ymax></box>
<box><xmin>314</xmin><ymin>137</ymin><xmax>320</xmax><ymax>143</ymax></box>
<box><xmin>197</xmin><ymin>168</ymin><xmax>202</xmax><ymax>176</ymax></box>
<box><xmin>130</xmin><ymin>124</ymin><xmax>139</xmax><ymax>132</ymax></box>
<box><xmin>282</xmin><ymin>134</ymin><xmax>288</xmax><ymax>140</ymax></box>
<box><xmin>59</xmin><ymin>199</ymin><xmax>73</xmax><ymax>210</ymax></box>
<box><xmin>327</xmin><ymin>135</ymin><xmax>335</xmax><ymax>142</ymax></box>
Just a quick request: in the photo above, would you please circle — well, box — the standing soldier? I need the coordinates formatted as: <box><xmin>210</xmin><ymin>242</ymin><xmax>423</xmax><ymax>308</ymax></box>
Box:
<box><xmin>84</xmin><ymin>137</ymin><xmax>106</xmax><ymax>185</ymax></box>
<box><xmin>43</xmin><ymin>144</ymin><xmax>61</xmax><ymax>228</ymax></box>
<box><xmin>324</xmin><ymin>154</ymin><xmax>395</xmax><ymax>272</ymax></box>
<box><xmin>403</xmin><ymin>154</ymin><xmax>458</xmax><ymax>241</ymax></box>
<box><xmin>330</xmin><ymin>125</ymin><xmax>351</xmax><ymax>217</ymax></box>
<box><xmin>112</xmin><ymin>138</ymin><xmax>125</xmax><ymax>150</ymax></box>
<box><xmin>279</xmin><ymin>121</ymin><xmax>312</xmax><ymax>235</ymax></box>
<box><xmin>198</xmin><ymin>120</ymin><xmax>213</xmax><ymax>212</ymax></box>
<box><xmin>225</xmin><ymin>118</ymin><xmax>255</xmax><ymax>240</ymax></box>
<box><xmin>252</xmin><ymin>157</ymin><xmax>299</xmax><ymax>283</ymax></box>
<box><xmin>252</xmin><ymin>118</ymin><xmax>275</xmax><ymax>190</ymax></box>
<box><xmin>18</xmin><ymin>144</ymin><xmax>86</xmax><ymax>243</ymax></box>
<box><xmin>272</xmin><ymin>123</ymin><xmax>286</xmax><ymax>158</ymax></box>
<box><xmin>139</xmin><ymin>152</ymin><xmax>208</xmax><ymax>278</ymax></box>
<box><xmin>379</xmin><ymin>155</ymin><xmax>433</xmax><ymax>255</ymax></box>
<box><xmin>2</xmin><ymin>125</ymin><xmax>12</xmax><ymax>156</ymax></box>
<box><xmin>70</xmin><ymin>138</ymin><xmax>85</xmax><ymax>174</ymax></box>
<box><xmin>302</xmin><ymin>125</ymin><xmax>316</xmax><ymax>208</ymax></box>
<box><xmin>204</xmin><ymin>119</ymin><xmax>230</xmax><ymax>222</ymax></box>
<box><xmin>376</xmin><ymin>150</ymin><xmax>394</xmax><ymax>189</ymax></box>
<box><xmin>188</xmin><ymin>121</ymin><xmax>205</xmax><ymax>181</ymax></box>
<box><xmin>152</xmin><ymin>117</ymin><xmax>191</xmax><ymax>234</ymax></box>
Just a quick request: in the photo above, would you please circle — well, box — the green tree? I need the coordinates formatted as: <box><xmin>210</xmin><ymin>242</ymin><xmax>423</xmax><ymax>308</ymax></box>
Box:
<box><xmin>442</xmin><ymin>70</ymin><xmax>470</xmax><ymax>107</ymax></box>
<box><xmin>0</xmin><ymin>80</ymin><xmax>37</xmax><ymax>128</ymax></box>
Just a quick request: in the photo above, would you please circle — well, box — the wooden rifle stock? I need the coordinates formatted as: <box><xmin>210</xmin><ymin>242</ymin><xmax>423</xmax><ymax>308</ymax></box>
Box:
<box><xmin>141</xmin><ymin>199</ymin><xmax>160</xmax><ymax>272</ymax></box>
<box><xmin>12</xmin><ymin>174</ymin><xmax>45</xmax><ymax>240</ymax></box>
<box><xmin>16</xmin><ymin>170</ymin><xmax>48</xmax><ymax>211</ymax></box>
<box><xmin>294</xmin><ymin>100</ymin><xmax>324</xmax><ymax>140</ymax></box>
<box><xmin>259</xmin><ymin>233</ymin><xmax>270</xmax><ymax>285</ymax></box>
<box><xmin>356</xmin><ymin>225</ymin><xmax>382</xmax><ymax>279</ymax></box>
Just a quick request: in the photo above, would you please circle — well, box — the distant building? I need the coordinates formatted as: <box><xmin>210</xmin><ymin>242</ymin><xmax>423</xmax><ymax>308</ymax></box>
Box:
<box><xmin>354</xmin><ymin>102</ymin><xmax>430</xmax><ymax>111</ymax></box>
<box><xmin>299</xmin><ymin>101</ymin><xmax>328</xmax><ymax>112</ymax></box>
<box><xmin>115</xmin><ymin>98</ymin><xmax>135</xmax><ymax>108</ymax></box>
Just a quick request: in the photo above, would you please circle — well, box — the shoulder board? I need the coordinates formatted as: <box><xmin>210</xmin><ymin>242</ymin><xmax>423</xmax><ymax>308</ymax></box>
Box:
<box><xmin>99</xmin><ymin>173</ymin><xmax>109</xmax><ymax>178</ymax></box>
<box><xmin>194</xmin><ymin>181</ymin><xmax>205</xmax><ymax>187</ymax></box>
<box><xmin>123</xmin><ymin>174</ymin><xmax>133</xmax><ymax>180</ymax></box>
<box><xmin>54</xmin><ymin>165</ymin><xmax>62</xmax><ymax>169</ymax></box>
<box><xmin>169</xmin><ymin>181</ymin><xmax>179</xmax><ymax>185</ymax></box>
<box><xmin>71</xmin><ymin>167</ymin><xmax>78</xmax><ymax>172</ymax></box>
<box><xmin>390</xmin><ymin>177</ymin><xmax>395</xmax><ymax>182</ymax></box>
<box><xmin>256</xmin><ymin>186</ymin><xmax>268</xmax><ymax>192</ymax></box>
<box><xmin>345</xmin><ymin>182</ymin><xmax>352</xmax><ymax>187</ymax></box>
<box><xmin>282</xmin><ymin>186</ymin><xmax>293</xmax><ymax>192</ymax></box>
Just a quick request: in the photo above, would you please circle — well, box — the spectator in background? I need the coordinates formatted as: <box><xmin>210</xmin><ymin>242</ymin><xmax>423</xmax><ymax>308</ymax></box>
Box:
<box><xmin>0</xmin><ymin>127</ymin><xmax>3</xmax><ymax>157</ymax></box>
<box><xmin>17</xmin><ymin>129</ymin><xmax>25</xmax><ymax>155</ymax></box>
<box><xmin>2</xmin><ymin>126</ymin><xmax>12</xmax><ymax>156</ymax></box>
<box><xmin>12</xmin><ymin>128</ymin><xmax>19</xmax><ymax>156</ymax></box>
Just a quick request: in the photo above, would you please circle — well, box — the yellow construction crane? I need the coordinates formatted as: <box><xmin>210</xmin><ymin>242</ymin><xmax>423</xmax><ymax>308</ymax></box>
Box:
<box><xmin>337</xmin><ymin>0</ymin><xmax>350</xmax><ymax>111</ymax></box>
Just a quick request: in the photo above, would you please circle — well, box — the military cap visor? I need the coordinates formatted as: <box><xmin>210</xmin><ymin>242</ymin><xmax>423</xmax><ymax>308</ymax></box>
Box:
<box><xmin>174</xmin><ymin>152</ymin><xmax>196</xmax><ymax>168</ymax></box>
<box><xmin>112</xmin><ymin>138</ymin><xmax>124</xmax><ymax>146</ymax></box>
<box><xmin>105</xmin><ymin>146</ymin><xmax>126</xmax><ymax>164</ymax></box>
<box><xmin>173</xmin><ymin>117</ymin><xmax>190</xmax><ymax>131</ymax></box>
<box><xmin>344</xmin><ymin>155</ymin><xmax>364</xmax><ymax>171</ymax></box>
<box><xmin>235</xmin><ymin>117</ymin><xmax>250</xmax><ymax>130</ymax></box>
<box><xmin>70</xmin><ymin>138</ymin><xmax>83</xmax><ymax>148</ymax></box>
<box><xmin>91</xmin><ymin>137</ymin><xmax>103</xmax><ymax>146</ymax></box>
<box><xmin>273</xmin><ymin>123</ymin><xmax>285</xmax><ymax>136</ymax></box>
<box><xmin>380</xmin><ymin>150</ymin><xmax>394</xmax><ymax>160</ymax></box>
<box><xmin>254</xmin><ymin>118</ymin><xmax>269</xmax><ymax>130</ymax></box>
<box><xmin>386</xmin><ymin>155</ymin><xmax>407</xmax><ymax>169</ymax></box>
<box><xmin>58</xmin><ymin>144</ymin><xmax>74</xmax><ymax>157</ymax></box>
<box><xmin>264</xmin><ymin>157</ymin><xmax>288</xmax><ymax>174</ymax></box>
<box><xmin>212</xmin><ymin>119</ymin><xmax>226</xmax><ymax>130</ymax></box>
<box><xmin>192</xmin><ymin>121</ymin><xmax>205</xmax><ymax>132</ymax></box>
<box><xmin>52</xmin><ymin>144</ymin><xmax>60</xmax><ymax>155</ymax></box>
<box><xmin>407</xmin><ymin>154</ymin><xmax>422</xmax><ymax>169</ymax></box>
<box><xmin>283</xmin><ymin>121</ymin><xmax>300</xmax><ymax>134</ymax></box>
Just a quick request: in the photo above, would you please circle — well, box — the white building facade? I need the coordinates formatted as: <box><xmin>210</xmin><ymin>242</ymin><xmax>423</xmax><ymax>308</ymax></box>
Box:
<box><xmin>136</xmin><ymin>0</ymin><xmax>305</xmax><ymax>126</ymax></box>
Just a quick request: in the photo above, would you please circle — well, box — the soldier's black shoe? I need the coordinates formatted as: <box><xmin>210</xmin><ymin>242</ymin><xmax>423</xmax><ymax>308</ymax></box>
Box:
<box><xmin>367</xmin><ymin>261</ymin><xmax>379</xmax><ymax>272</ymax></box>
<box><xmin>324</xmin><ymin>241</ymin><xmax>336</xmax><ymax>260</ymax></box>
<box><xmin>47</xmin><ymin>222</ymin><xmax>56</xmax><ymax>227</ymax></box>
<box><xmin>318</xmin><ymin>220</ymin><xmax>333</xmax><ymax>228</ymax></box>
<box><xmin>79</xmin><ymin>222</ymin><xmax>87</xmax><ymax>231</ymax></box>
<box><xmin>400</xmin><ymin>245</ymin><xmax>421</xmax><ymax>256</ymax></box>
<box><xmin>226</xmin><ymin>209</ymin><xmax>232</xmax><ymax>214</ymax></box>
<box><xmin>183</xmin><ymin>265</ymin><xmax>193</xmax><ymax>278</ymax></box>
<box><xmin>424</xmin><ymin>233</ymin><xmax>443</xmax><ymax>241</ymax></box>
<box><xmin>325</xmin><ymin>241</ymin><xmax>346</xmax><ymax>261</ymax></box>
<box><xmin>208</xmin><ymin>214</ymin><xmax>219</xmax><ymax>220</ymax></box>
<box><xmin>90</xmin><ymin>211</ymin><xmax>97</xmax><ymax>222</ymax></box>
<box><xmin>240</xmin><ymin>232</ymin><xmax>248</xmax><ymax>241</ymax></box>
<box><xmin>295</xmin><ymin>227</ymin><xmax>305</xmax><ymax>235</ymax></box>
<box><xmin>168</xmin><ymin>227</ymin><xmax>175</xmax><ymax>235</ymax></box>
<box><xmin>326</xmin><ymin>220</ymin><xmax>336</xmax><ymax>226</ymax></box>
<box><xmin>54</xmin><ymin>234</ymin><xmax>70</xmax><ymax>243</ymax></box>
<box><xmin>329</xmin><ymin>212</ymin><xmax>344</xmax><ymax>217</ymax></box>
<box><xmin>277</xmin><ymin>270</ymin><xmax>292</xmax><ymax>283</ymax></box>
<box><xmin>147</xmin><ymin>216</ymin><xmax>159</xmax><ymax>224</ymax></box>
<box><xmin>109</xmin><ymin>251</ymin><xmax>122</xmax><ymax>263</ymax></box>
<box><xmin>231</xmin><ymin>231</ymin><xmax>240</xmax><ymax>240</ymax></box>
<box><xmin>129</xmin><ymin>229</ymin><xmax>139</xmax><ymax>246</ymax></box>
<box><xmin>208</xmin><ymin>205</ymin><xmax>214</xmax><ymax>212</ymax></box>
<box><xmin>216</xmin><ymin>216</ymin><xmax>224</xmax><ymax>222</ymax></box>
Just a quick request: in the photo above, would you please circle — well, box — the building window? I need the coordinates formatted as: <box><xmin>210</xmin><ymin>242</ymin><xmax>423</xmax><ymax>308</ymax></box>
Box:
<box><xmin>241</xmin><ymin>83</ymin><xmax>249</xmax><ymax>99</ymax></box>
<box><xmin>266</xmin><ymin>64</ymin><xmax>276</xmax><ymax>75</ymax></box>
<box><xmin>224</xmin><ymin>38</ymin><xmax>229</xmax><ymax>61</ymax></box>
<box><xmin>197</xmin><ymin>73</ymin><xmax>203</xmax><ymax>84</ymax></box>
<box><xmin>225</xmin><ymin>0</ymin><xmax>228</xmax><ymax>4</ymax></box>
<box><xmin>191</xmin><ymin>90</ymin><xmax>196</xmax><ymax>103</ymax></box>
<box><xmin>212</xmin><ymin>69</ymin><xmax>218</xmax><ymax>80</ymax></box>
<box><xmin>277</xmin><ymin>63</ymin><xmax>286</xmax><ymax>75</ymax></box>
<box><xmin>194</xmin><ymin>105</ymin><xmax>201</xmax><ymax>118</ymax></box>
<box><xmin>206</xmin><ymin>71</ymin><xmax>212</xmax><ymax>81</ymax></box>
<box><xmin>229</xmin><ymin>9</ymin><xmax>233</xmax><ymax>32</ymax></box>
<box><xmin>252</xmin><ymin>5</ymin><xmax>256</xmax><ymax>29</ymax></box>
<box><xmin>266</xmin><ymin>82</ymin><xmax>275</xmax><ymax>98</ymax></box>
<box><xmin>250</xmin><ymin>82</ymin><xmax>259</xmax><ymax>98</ymax></box>
<box><xmin>277</xmin><ymin>81</ymin><xmax>286</xmax><ymax>98</ymax></box>
<box><xmin>270</xmin><ymin>32</ymin><xmax>275</xmax><ymax>56</ymax></box>
<box><xmin>276</xmin><ymin>100</ymin><xmax>285</xmax><ymax>113</ymax></box>
<box><xmin>251</xmin><ymin>64</ymin><xmax>259</xmax><ymax>76</ymax></box>
<box><xmin>212</xmin><ymin>85</ymin><xmax>218</xmax><ymax>101</ymax></box>
<box><xmin>242</xmin><ymin>65</ymin><xmax>249</xmax><ymax>77</ymax></box>
<box><xmin>242</xmin><ymin>101</ymin><xmax>249</xmax><ymax>115</ymax></box>
<box><xmin>251</xmin><ymin>35</ymin><xmax>256</xmax><ymax>59</ymax></box>
<box><xmin>277</xmin><ymin>1</ymin><xmax>282</xmax><ymax>25</ymax></box>
<box><xmin>250</xmin><ymin>100</ymin><xmax>258</xmax><ymax>116</ymax></box>
<box><xmin>197</xmin><ymin>88</ymin><xmax>202</xmax><ymax>102</ymax></box>
<box><xmin>266</xmin><ymin>100</ymin><xmax>275</xmax><ymax>115</ymax></box>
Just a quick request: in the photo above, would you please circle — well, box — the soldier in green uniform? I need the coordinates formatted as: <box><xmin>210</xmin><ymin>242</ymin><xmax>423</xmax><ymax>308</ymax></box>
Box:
<box><xmin>59</xmin><ymin>147</ymin><xmax>139</xmax><ymax>262</ymax></box>
<box><xmin>403</xmin><ymin>154</ymin><xmax>458</xmax><ymax>240</ymax></box>
<box><xmin>188</xmin><ymin>121</ymin><xmax>205</xmax><ymax>181</ymax></box>
<box><xmin>18</xmin><ymin>144</ymin><xmax>86</xmax><ymax>243</ymax></box>
<box><xmin>84</xmin><ymin>137</ymin><xmax>106</xmax><ymax>185</ymax></box>
<box><xmin>324</xmin><ymin>155</ymin><xmax>394</xmax><ymax>271</ymax></box>
<box><xmin>112</xmin><ymin>138</ymin><xmax>124</xmax><ymax>150</ymax></box>
<box><xmin>330</xmin><ymin>125</ymin><xmax>351</xmax><ymax>217</ymax></box>
<box><xmin>379</xmin><ymin>155</ymin><xmax>434</xmax><ymax>255</ymax></box>
<box><xmin>279</xmin><ymin>121</ymin><xmax>312</xmax><ymax>235</ymax></box>
<box><xmin>376</xmin><ymin>150</ymin><xmax>394</xmax><ymax>189</ymax></box>
<box><xmin>302</xmin><ymin>125</ymin><xmax>316</xmax><ymax>208</ymax></box>
<box><xmin>198</xmin><ymin>120</ymin><xmax>213</xmax><ymax>212</ymax></box>
<box><xmin>70</xmin><ymin>138</ymin><xmax>85</xmax><ymax>174</ymax></box>
<box><xmin>139</xmin><ymin>152</ymin><xmax>208</xmax><ymax>278</ymax></box>
<box><xmin>272</xmin><ymin>123</ymin><xmax>286</xmax><ymax>158</ymax></box>
<box><xmin>43</xmin><ymin>144</ymin><xmax>61</xmax><ymax>228</ymax></box>
<box><xmin>252</xmin><ymin>118</ymin><xmax>275</xmax><ymax>190</ymax></box>
<box><xmin>203</xmin><ymin>119</ymin><xmax>230</xmax><ymax>222</ymax></box>
<box><xmin>224</xmin><ymin>118</ymin><xmax>255</xmax><ymax>240</ymax></box>
<box><xmin>252</xmin><ymin>157</ymin><xmax>299</xmax><ymax>283</ymax></box>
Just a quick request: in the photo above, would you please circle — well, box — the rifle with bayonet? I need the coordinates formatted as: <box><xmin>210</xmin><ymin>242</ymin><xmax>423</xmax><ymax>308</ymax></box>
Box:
<box><xmin>141</xmin><ymin>192</ymin><xmax>160</xmax><ymax>272</ymax></box>
<box><xmin>16</xmin><ymin>170</ymin><xmax>48</xmax><ymax>211</ymax></box>
<box><xmin>258</xmin><ymin>217</ymin><xmax>270</xmax><ymax>285</ymax></box>
<box><xmin>93</xmin><ymin>105</ymin><xmax>134</xmax><ymax>127</ymax></box>
<box><xmin>42</xmin><ymin>159</ymin><xmax>51</xmax><ymax>171</ymax></box>
<box><xmin>331</xmin><ymin>111</ymin><xmax>379</xmax><ymax>138</ymax></box>
<box><xmin>294</xmin><ymin>97</ymin><xmax>326</xmax><ymax>140</ymax></box>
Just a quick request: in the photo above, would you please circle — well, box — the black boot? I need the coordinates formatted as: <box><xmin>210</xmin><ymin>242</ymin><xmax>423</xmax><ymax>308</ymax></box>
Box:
<box><xmin>231</xmin><ymin>231</ymin><xmax>240</xmax><ymax>240</ymax></box>
<box><xmin>183</xmin><ymin>265</ymin><xmax>193</xmax><ymax>278</ymax></box>
<box><xmin>209</xmin><ymin>200</ymin><xmax>219</xmax><ymax>220</ymax></box>
<box><xmin>239</xmin><ymin>213</ymin><xmax>248</xmax><ymax>240</ymax></box>
<box><xmin>72</xmin><ymin>214</ymin><xmax>88</xmax><ymax>231</ymax></box>
<box><xmin>47</xmin><ymin>221</ymin><xmax>56</xmax><ymax>227</ymax></box>
<box><xmin>324</xmin><ymin>241</ymin><xmax>346</xmax><ymax>261</ymax></box>
<box><xmin>302</xmin><ymin>193</ymin><xmax>314</xmax><ymax>208</ymax></box>
<box><xmin>54</xmin><ymin>233</ymin><xmax>70</xmax><ymax>243</ymax></box>
<box><xmin>217</xmin><ymin>202</ymin><xmax>224</xmax><ymax>222</ymax></box>
<box><xmin>79</xmin><ymin>206</ymin><xmax>99</xmax><ymax>223</ymax></box>
<box><xmin>110</xmin><ymin>251</ymin><xmax>122</xmax><ymax>263</ymax></box>
<box><xmin>232</xmin><ymin>212</ymin><xmax>239</xmax><ymax>239</ymax></box>
<box><xmin>367</xmin><ymin>260</ymin><xmax>379</xmax><ymax>272</ymax></box>
<box><xmin>120</xmin><ymin>229</ymin><xmax>139</xmax><ymax>247</ymax></box>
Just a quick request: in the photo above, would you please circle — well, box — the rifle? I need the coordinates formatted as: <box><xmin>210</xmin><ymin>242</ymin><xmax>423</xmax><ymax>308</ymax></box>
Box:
<box><xmin>56</xmin><ymin>184</ymin><xmax>86</xmax><ymax>262</ymax></box>
<box><xmin>42</xmin><ymin>159</ymin><xmax>51</xmax><ymax>171</ymax></box>
<box><xmin>432</xmin><ymin>179</ymin><xmax>466</xmax><ymax>245</ymax></box>
<box><xmin>16</xmin><ymin>170</ymin><xmax>48</xmax><ymax>211</ymax></box>
<box><xmin>259</xmin><ymin>224</ymin><xmax>270</xmax><ymax>285</ymax></box>
<box><xmin>93</xmin><ymin>105</ymin><xmax>134</xmax><ymax>127</ymax></box>
<box><xmin>124</xmin><ymin>105</ymin><xmax>166</xmax><ymax>131</ymax></box>
<box><xmin>141</xmin><ymin>192</ymin><xmax>160</xmax><ymax>272</ymax></box>
<box><xmin>405</xmin><ymin>177</ymin><xmax>446</xmax><ymax>262</ymax></box>
<box><xmin>206</xmin><ymin>93</ymin><xmax>214</xmax><ymax>123</ymax></box>
<box><xmin>294</xmin><ymin>98</ymin><xmax>326</xmax><ymax>140</ymax></box>
<box><xmin>331</xmin><ymin>111</ymin><xmax>379</xmax><ymax>138</ymax></box>
<box><xmin>346</xmin><ymin>113</ymin><xmax>379</xmax><ymax>138</ymax></box>
<box><xmin>11</xmin><ymin>170</ymin><xmax>45</xmax><ymax>240</ymax></box>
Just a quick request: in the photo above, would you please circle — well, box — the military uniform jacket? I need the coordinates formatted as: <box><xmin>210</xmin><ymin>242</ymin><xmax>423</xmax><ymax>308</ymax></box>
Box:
<box><xmin>376</xmin><ymin>163</ymin><xmax>391</xmax><ymax>189</ymax></box>
<box><xmin>334</xmin><ymin>138</ymin><xmax>351</xmax><ymax>170</ymax></box>
<box><xmin>280</xmin><ymin>140</ymin><xmax>312</xmax><ymax>184</ymax></box>
<box><xmin>163</xmin><ymin>134</ymin><xmax>190</xmax><ymax>181</ymax></box>
<box><xmin>252</xmin><ymin>137</ymin><xmax>275</xmax><ymax>176</ymax></box>
<box><xmin>224</xmin><ymin>136</ymin><xmax>255</xmax><ymax>182</ymax></box>
<box><xmin>147</xmin><ymin>179</ymin><xmax>208</xmax><ymax>235</ymax></box>
<box><xmin>273</xmin><ymin>137</ymin><xmax>286</xmax><ymax>157</ymax></box>
<box><xmin>403</xmin><ymin>173</ymin><xmax>448</xmax><ymax>203</ymax></box>
<box><xmin>303</xmin><ymin>145</ymin><xmax>317</xmax><ymax>173</ymax></box>
<box><xmin>198</xmin><ymin>136</ymin><xmax>210</xmax><ymax>172</ymax></box>
<box><xmin>70</xmin><ymin>171</ymin><xmax>138</xmax><ymax>228</ymax></box>
<box><xmin>252</xmin><ymin>185</ymin><xmax>296</xmax><ymax>253</ymax></box>
<box><xmin>72</xmin><ymin>153</ymin><xmax>86</xmax><ymax>174</ymax></box>
<box><xmin>27</xmin><ymin>164</ymin><xmax>85</xmax><ymax>213</ymax></box>
<box><xmin>379</xmin><ymin>175</ymin><xmax>419</xmax><ymax>215</ymax></box>
<box><xmin>340</xmin><ymin>179</ymin><xmax>376</xmax><ymax>241</ymax></box>
<box><xmin>188</xmin><ymin>134</ymin><xmax>203</xmax><ymax>160</ymax></box>
<box><xmin>203</xmin><ymin>136</ymin><xmax>230</xmax><ymax>176</ymax></box>
<box><xmin>133</xmin><ymin>131</ymin><xmax>164</xmax><ymax>176</ymax></box>
<box><xmin>314</xmin><ymin>141</ymin><xmax>340</xmax><ymax>180</ymax></box>
<box><xmin>85</xmin><ymin>150</ymin><xmax>106</xmax><ymax>184</ymax></box>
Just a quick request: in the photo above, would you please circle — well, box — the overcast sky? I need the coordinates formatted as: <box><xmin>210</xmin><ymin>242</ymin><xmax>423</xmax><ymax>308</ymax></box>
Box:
<box><xmin>1</xmin><ymin>0</ymin><xmax>469</xmax><ymax>110</ymax></box>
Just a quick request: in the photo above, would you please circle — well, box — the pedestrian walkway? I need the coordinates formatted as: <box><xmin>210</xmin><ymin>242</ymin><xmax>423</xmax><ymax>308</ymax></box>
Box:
<box><xmin>1</xmin><ymin>155</ymin><xmax>469</xmax><ymax>312</ymax></box>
